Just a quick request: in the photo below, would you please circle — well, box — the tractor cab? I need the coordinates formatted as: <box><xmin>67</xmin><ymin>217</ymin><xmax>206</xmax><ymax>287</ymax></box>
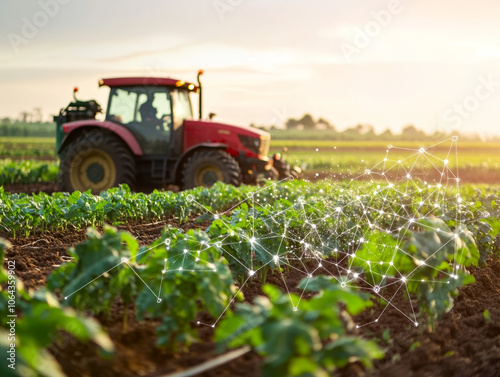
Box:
<box><xmin>54</xmin><ymin>72</ymin><xmax>300</xmax><ymax>193</ymax></box>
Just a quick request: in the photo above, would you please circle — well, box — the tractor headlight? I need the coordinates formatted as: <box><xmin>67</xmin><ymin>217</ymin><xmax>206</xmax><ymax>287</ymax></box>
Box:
<box><xmin>238</xmin><ymin>134</ymin><xmax>261</xmax><ymax>154</ymax></box>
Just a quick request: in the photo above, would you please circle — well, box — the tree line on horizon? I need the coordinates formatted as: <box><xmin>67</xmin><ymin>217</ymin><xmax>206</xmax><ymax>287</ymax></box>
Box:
<box><xmin>251</xmin><ymin>113</ymin><xmax>499</xmax><ymax>142</ymax></box>
<box><xmin>1</xmin><ymin>115</ymin><xmax>497</xmax><ymax>142</ymax></box>
<box><xmin>0</xmin><ymin>118</ymin><xmax>54</xmax><ymax>137</ymax></box>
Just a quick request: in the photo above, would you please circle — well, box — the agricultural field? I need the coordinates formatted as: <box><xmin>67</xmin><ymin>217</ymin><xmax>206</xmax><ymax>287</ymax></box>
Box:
<box><xmin>0</xmin><ymin>137</ymin><xmax>499</xmax><ymax>191</ymax></box>
<box><xmin>270</xmin><ymin>140</ymin><xmax>500</xmax><ymax>183</ymax></box>
<box><xmin>1</xmin><ymin>134</ymin><xmax>500</xmax><ymax>376</ymax></box>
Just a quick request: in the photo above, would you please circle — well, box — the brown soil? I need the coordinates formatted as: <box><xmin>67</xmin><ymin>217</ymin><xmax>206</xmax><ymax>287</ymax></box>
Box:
<box><xmin>2</xmin><ymin>220</ymin><xmax>500</xmax><ymax>377</ymax></box>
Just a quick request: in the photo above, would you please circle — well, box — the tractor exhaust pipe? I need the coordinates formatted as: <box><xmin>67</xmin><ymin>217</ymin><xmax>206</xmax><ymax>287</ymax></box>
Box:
<box><xmin>197</xmin><ymin>70</ymin><xmax>203</xmax><ymax>120</ymax></box>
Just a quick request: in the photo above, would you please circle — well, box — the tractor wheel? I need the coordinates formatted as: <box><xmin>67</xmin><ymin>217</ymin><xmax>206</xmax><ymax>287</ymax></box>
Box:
<box><xmin>182</xmin><ymin>150</ymin><xmax>241</xmax><ymax>189</ymax></box>
<box><xmin>60</xmin><ymin>131</ymin><xmax>136</xmax><ymax>194</ymax></box>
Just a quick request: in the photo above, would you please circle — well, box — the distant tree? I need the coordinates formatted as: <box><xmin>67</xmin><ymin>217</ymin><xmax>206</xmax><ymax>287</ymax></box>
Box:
<box><xmin>299</xmin><ymin>114</ymin><xmax>316</xmax><ymax>130</ymax></box>
<box><xmin>401</xmin><ymin>124</ymin><xmax>426</xmax><ymax>140</ymax></box>
<box><xmin>379</xmin><ymin>129</ymin><xmax>393</xmax><ymax>139</ymax></box>
<box><xmin>317</xmin><ymin>117</ymin><xmax>335</xmax><ymax>130</ymax></box>
<box><xmin>285</xmin><ymin>118</ymin><xmax>300</xmax><ymax>130</ymax></box>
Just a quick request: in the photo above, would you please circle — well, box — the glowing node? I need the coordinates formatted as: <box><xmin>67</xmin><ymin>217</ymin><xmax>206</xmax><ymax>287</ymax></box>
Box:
<box><xmin>179</xmin><ymin>267</ymin><xmax>183</xmax><ymax>271</ymax></box>
<box><xmin>419</xmin><ymin>148</ymin><xmax>425</xmax><ymax>153</ymax></box>
<box><xmin>161</xmin><ymin>269</ymin><xmax>166</xmax><ymax>274</ymax></box>
<box><xmin>373</xmin><ymin>285</ymin><xmax>380</xmax><ymax>293</ymax></box>
<box><xmin>186</xmin><ymin>194</ymin><xmax>194</xmax><ymax>202</ymax></box>
<box><xmin>214</xmin><ymin>214</ymin><xmax>219</xmax><ymax>220</ymax></box>
<box><xmin>341</xmin><ymin>282</ymin><xmax>346</xmax><ymax>288</ymax></box>
<box><xmin>401</xmin><ymin>276</ymin><xmax>406</xmax><ymax>282</ymax></box>
<box><xmin>444</xmin><ymin>159</ymin><xmax>449</xmax><ymax>165</ymax></box>
<box><xmin>250</xmin><ymin>237</ymin><xmax>256</xmax><ymax>243</ymax></box>
<box><xmin>183</xmin><ymin>249</ymin><xmax>188</xmax><ymax>254</ymax></box>
<box><xmin>249</xmin><ymin>270</ymin><xmax>255</xmax><ymax>276</ymax></box>
<box><xmin>157</xmin><ymin>298</ymin><xmax>162</xmax><ymax>303</ymax></box>
<box><xmin>64</xmin><ymin>297</ymin><xmax>67</xmax><ymax>300</ymax></box>
<box><xmin>415</xmin><ymin>322</ymin><xmax>419</xmax><ymax>327</ymax></box>
<box><xmin>293</xmin><ymin>307</ymin><xmax>298</xmax><ymax>312</ymax></box>
<box><xmin>121</xmin><ymin>257</ymin><xmax>128</xmax><ymax>263</ymax></box>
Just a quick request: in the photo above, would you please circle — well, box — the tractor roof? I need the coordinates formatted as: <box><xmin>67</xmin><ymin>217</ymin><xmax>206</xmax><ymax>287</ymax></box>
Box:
<box><xmin>99</xmin><ymin>77</ymin><xmax>198</xmax><ymax>91</ymax></box>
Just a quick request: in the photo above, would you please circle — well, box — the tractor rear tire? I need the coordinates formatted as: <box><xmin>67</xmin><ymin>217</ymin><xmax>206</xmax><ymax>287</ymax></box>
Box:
<box><xmin>182</xmin><ymin>149</ymin><xmax>241</xmax><ymax>189</ymax></box>
<box><xmin>60</xmin><ymin>131</ymin><xmax>136</xmax><ymax>194</ymax></box>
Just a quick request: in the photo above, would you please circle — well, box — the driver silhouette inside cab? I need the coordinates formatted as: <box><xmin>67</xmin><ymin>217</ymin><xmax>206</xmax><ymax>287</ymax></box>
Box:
<box><xmin>139</xmin><ymin>93</ymin><xmax>159</xmax><ymax>126</ymax></box>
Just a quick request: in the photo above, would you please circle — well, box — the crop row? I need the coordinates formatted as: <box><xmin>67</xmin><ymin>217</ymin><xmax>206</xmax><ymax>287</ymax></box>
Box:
<box><xmin>0</xmin><ymin>180</ymin><xmax>325</xmax><ymax>237</ymax></box>
<box><xmin>0</xmin><ymin>159</ymin><xmax>59</xmax><ymax>185</ymax></box>
<box><xmin>2</xmin><ymin>181</ymin><xmax>500</xmax><ymax>376</ymax></box>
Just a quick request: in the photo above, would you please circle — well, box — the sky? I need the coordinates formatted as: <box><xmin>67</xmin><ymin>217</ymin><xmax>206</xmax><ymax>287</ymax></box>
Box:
<box><xmin>1</xmin><ymin>0</ymin><xmax>500</xmax><ymax>137</ymax></box>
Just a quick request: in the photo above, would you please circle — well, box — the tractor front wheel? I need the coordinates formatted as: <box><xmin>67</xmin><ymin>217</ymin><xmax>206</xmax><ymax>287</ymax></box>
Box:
<box><xmin>182</xmin><ymin>150</ymin><xmax>241</xmax><ymax>189</ymax></box>
<box><xmin>60</xmin><ymin>131</ymin><xmax>136</xmax><ymax>194</ymax></box>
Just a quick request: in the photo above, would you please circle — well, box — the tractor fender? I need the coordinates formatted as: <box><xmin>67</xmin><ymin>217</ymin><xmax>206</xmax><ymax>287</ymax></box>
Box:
<box><xmin>58</xmin><ymin>120</ymin><xmax>143</xmax><ymax>155</ymax></box>
<box><xmin>174</xmin><ymin>143</ymin><xmax>228</xmax><ymax>184</ymax></box>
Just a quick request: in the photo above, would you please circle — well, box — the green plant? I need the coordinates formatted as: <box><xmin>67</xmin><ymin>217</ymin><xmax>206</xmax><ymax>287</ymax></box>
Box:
<box><xmin>134</xmin><ymin>227</ymin><xmax>241</xmax><ymax>350</ymax></box>
<box><xmin>0</xmin><ymin>237</ymin><xmax>113</xmax><ymax>377</ymax></box>
<box><xmin>216</xmin><ymin>277</ymin><xmax>383</xmax><ymax>377</ymax></box>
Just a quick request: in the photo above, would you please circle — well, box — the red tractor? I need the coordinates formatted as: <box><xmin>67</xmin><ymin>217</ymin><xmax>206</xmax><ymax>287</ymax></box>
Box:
<box><xmin>54</xmin><ymin>71</ymin><xmax>300</xmax><ymax>193</ymax></box>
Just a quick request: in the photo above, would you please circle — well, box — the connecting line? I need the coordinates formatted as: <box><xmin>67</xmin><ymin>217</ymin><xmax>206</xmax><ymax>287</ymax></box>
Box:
<box><xmin>373</xmin><ymin>282</ymin><xmax>414</xmax><ymax>324</ymax></box>
<box><xmin>62</xmin><ymin>138</ymin><xmax>465</xmax><ymax>329</ymax></box>
<box><xmin>63</xmin><ymin>261</ymin><xmax>124</xmax><ymax>299</ymax></box>
<box><xmin>208</xmin><ymin>274</ymin><xmax>252</xmax><ymax>327</ymax></box>
<box><xmin>220</xmin><ymin>176</ymin><xmax>293</xmax><ymax>216</ymax></box>
<box><xmin>127</xmin><ymin>243</ymin><xmax>160</xmax><ymax>262</ymax></box>
<box><xmin>405</xmin><ymin>281</ymin><xmax>417</xmax><ymax>322</ymax></box>
<box><xmin>123</xmin><ymin>261</ymin><xmax>159</xmax><ymax>300</ymax></box>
